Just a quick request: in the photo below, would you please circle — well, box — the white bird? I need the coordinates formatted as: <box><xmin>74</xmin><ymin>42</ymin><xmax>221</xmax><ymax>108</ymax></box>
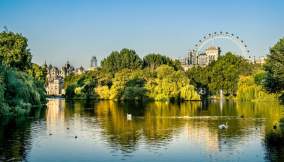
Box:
<box><xmin>218</xmin><ymin>122</ymin><xmax>228</xmax><ymax>129</ymax></box>
<box><xmin>127</xmin><ymin>113</ymin><xmax>132</xmax><ymax>121</ymax></box>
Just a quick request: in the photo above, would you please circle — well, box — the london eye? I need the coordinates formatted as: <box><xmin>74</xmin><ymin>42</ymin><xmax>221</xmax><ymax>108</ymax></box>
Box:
<box><xmin>191</xmin><ymin>31</ymin><xmax>251</xmax><ymax>58</ymax></box>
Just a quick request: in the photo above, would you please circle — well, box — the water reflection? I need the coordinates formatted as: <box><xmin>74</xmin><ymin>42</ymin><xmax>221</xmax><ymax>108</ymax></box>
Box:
<box><xmin>0</xmin><ymin>107</ymin><xmax>45</xmax><ymax>161</ymax></box>
<box><xmin>265</xmin><ymin>118</ymin><xmax>284</xmax><ymax>162</ymax></box>
<box><xmin>0</xmin><ymin>99</ymin><xmax>284</xmax><ymax>162</ymax></box>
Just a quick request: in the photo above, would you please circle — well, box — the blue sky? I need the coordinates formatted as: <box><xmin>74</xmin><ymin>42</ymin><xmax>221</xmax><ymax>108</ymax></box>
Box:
<box><xmin>0</xmin><ymin>0</ymin><xmax>283</xmax><ymax>67</ymax></box>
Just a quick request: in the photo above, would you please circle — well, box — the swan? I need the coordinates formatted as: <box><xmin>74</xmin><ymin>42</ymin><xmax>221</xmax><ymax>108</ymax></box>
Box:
<box><xmin>218</xmin><ymin>122</ymin><xmax>228</xmax><ymax>129</ymax></box>
<box><xmin>127</xmin><ymin>113</ymin><xmax>132</xmax><ymax>121</ymax></box>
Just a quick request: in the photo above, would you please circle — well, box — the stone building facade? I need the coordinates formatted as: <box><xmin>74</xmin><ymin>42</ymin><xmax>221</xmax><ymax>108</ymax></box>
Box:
<box><xmin>181</xmin><ymin>46</ymin><xmax>221</xmax><ymax>69</ymax></box>
<box><xmin>205</xmin><ymin>47</ymin><xmax>221</xmax><ymax>65</ymax></box>
<box><xmin>45</xmin><ymin>61</ymin><xmax>75</xmax><ymax>96</ymax></box>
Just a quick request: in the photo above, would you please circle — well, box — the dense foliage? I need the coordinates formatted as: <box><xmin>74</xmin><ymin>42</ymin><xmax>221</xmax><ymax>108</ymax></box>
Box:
<box><xmin>236</xmin><ymin>70</ymin><xmax>278</xmax><ymax>101</ymax></box>
<box><xmin>65</xmin><ymin>65</ymin><xmax>200</xmax><ymax>101</ymax></box>
<box><xmin>101</xmin><ymin>48</ymin><xmax>143</xmax><ymax>74</ymax></box>
<box><xmin>187</xmin><ymin>52</ymin><xmax>253</xmax><ymax>97</ymax></box>
<box><xmin>66</xmin><ymin>45</ymin><xmax>284</xmax><ymax>102</ymax></box>
<box><xmin>27</xmin><ymin>63</ymin><xmax>47</xmax><ymax>82</ymax></box>
<box><xmin>0</xmin><ymin>63</ymin><xmax>46</xmax><ymax>116</ymax></box>
<box><xmin>264</xmin><ymin>38</ymin><xmax>284</xmax><ymax>93</ymax></box>
<box><xmin>64</xmin><ymin>69</ymin><xmax>111</xmax><ymax>99</ymax></box>
<box><xmin>144</xmin><ymin>65</ymin><xmax>200</xmax><ymax>101</ymax></box>
<box><xmin>0</xmin><ymin>31</ymin><xmax>46</xmax><ymax>116</ymax></box>
<box><xmin>0</xmin><ymin>31</ymin><xmax>32</xmax><ymax>71</ymax></box>
<box><xmin>66</xmin><ymin>49</ymin><xmax>199</xmax><ymax>101</ymax></box>
<box><xmin>143</xmin><ymin>53</ymin><xmax>182</xmax><ymax>70</ymax></box>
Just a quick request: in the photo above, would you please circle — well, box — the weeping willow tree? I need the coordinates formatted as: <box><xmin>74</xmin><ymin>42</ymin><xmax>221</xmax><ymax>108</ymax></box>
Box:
<box><xmin>236</xmin><ymin>71</ymin><xmax>278</xmax><ymax>101</ymax></box>
<box><xmin>145</xmin><ymin>65</ymin><xmax>200</xmax><ymax>101</ymax></box>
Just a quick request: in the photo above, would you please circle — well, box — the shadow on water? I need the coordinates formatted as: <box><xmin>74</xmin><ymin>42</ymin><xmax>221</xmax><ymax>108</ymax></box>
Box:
<box><xmin>0</xmin><ymin>107</ymin><xmax>46</xmax><ymax>161</ymax></box>
<box><xmin>264</xmin><ymin>117</ymin><xmax>284</xmax><ymax>162</ymax></box>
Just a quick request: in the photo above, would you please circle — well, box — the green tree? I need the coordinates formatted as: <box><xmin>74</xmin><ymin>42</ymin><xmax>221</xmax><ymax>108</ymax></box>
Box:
<box><xmin>64</xmin><ymin>69</ymin><xmax>113</xmax><ymax>99</ymax></box>
<box><xmin>236</xmin><ymin>73</ymin><xmax>278</xmax><ymax>101</ymax></box>
<box><xmin>122</xmin><ymin>77</ymin><xmax>146</xmax><ymax>100</ymax></box>
<box><xmin>27</xmin><ymin>63</ymin><xmax>47</xmax><ymax>81</ymax></box>
<box><xmin>146</xmin><ymin>65</ymin><xmax>200</xmax><ymax>101</ymax></box>
<box><xmin>95</xmin><ymin>86</ymin><xmax>111</xmax><ymax>99</ymax></box>
<box><xmin>0</xmin><ymin>62</ymin><xmax>46</xmax><ymax>116</ymax></box>
<box><xmin>64</xmin><ymin>71</ymin><xmax>97</xmax><ymax>99</ymax></box>
<box><xmin>101</xmin><ymin>48</ymin><xmax>143</xmax><ymax>74</ymax></box>
<box><xmin>0</xmin><ymin>30</ymin><xmax>46</xmax><ymax>116</ymax></box>
<box><xmin>0</xmin><ymin>31</ymin><xmax>32</xmax><ymax>71</ymax></box>
<box><xmin>187</xmin><ymin>66</ymin><xmax>209</xmax><ymax>95</ymax></box>
<box><xmin>65</xmin><ymin>84</ymin><xmax>76</xmax><ymax>99</ymax></box>
<box><xmin>143</xmin><ymin>53</ymin><xmax>182</xmax><ymax>70</ymax></box>
<box><xmin>187</xmin><ymin>52</ymin><xmax>253</xmax><ymax>97</ymax></box>
<box><xmin>264</xmin><ymin>38</ymin><xmax>284</xmax><ymax>93</ymax></box>
<box><xmin>208</xmin><ymin>52</ymin><xmax>253</xmax><ymax>96</ymax></box>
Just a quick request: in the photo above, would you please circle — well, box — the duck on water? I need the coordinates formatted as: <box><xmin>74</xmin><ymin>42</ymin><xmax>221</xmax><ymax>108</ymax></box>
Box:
<box><xmin>219</xmin><ymin>122</ymin><xmax>229</xmax><ymax>129</ymax></box>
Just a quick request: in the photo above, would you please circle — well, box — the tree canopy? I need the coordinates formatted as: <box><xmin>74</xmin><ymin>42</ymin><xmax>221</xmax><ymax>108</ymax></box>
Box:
<box><xmin>236</xmin><ymin>70</ymin><xmax>278</xmax><ymax>101</ymax></box>
<box><xmin>264</xmin><ymin>38</ymin><xmax>284</xmax><ymax>93</ymax></box>
<box><xmin>65</xmin><ymin>64</ymin><xmax>200</xmax><ymax>101</ymax></box>
<box><xmin>101</xmin><ymin>48</ymin><xmax>143</xmax><ymax>74</ymax></box>
<box><xmin>0</xmin><ymin>31</ymin><xmax>46</xmax><ymax>116</ymax></box>
<box><xmin>0</xmin><ymin>31</ymin><xmax>32</xmax><ymax>71</ymax></box>
<box><xmin>0</xmin><ymin>62</ymin><xmax>46</xmax><ymax>116</ymax></box>
<box><xmin>143</xmin><ymin>53</ymin><xmax>182</xmax><ymax>70</ymax></box>
<box><xmin>27</xmin><ymin>63</ymin><xmax>47</xmax><ymax>82</ymax></box>
<box><xmin>187</xmin><ymin>52</ymin><xmax>253</xmax><ymax>96</ymax></box>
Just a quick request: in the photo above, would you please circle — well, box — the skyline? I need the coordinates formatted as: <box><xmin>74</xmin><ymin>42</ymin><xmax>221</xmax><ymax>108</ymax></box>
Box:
<box><xmin>1</xmin><ymin>0</ymin><xmax>283</xmax><ymax>68</ymax></box>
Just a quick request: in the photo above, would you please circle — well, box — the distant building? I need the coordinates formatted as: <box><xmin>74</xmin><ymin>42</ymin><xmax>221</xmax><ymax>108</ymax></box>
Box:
<box><xmin>249</xmin><ymin>57</ymin><xmax>266</xmax><ymax>65</ymax></box>
<box><xmin>256</xmin><ymin>57</ymin><xmax>266</xmax><ymax>64</ymax></box>
<box><xmin>46</xmin><ymin>78</ymin><xmax>64</xmax><ymax>96</ymax></box>
<box><xmin>197</xmin><ymin>53</ymin><xmax>208</xmax><ymax>67</ymax></box>
<box><xmin>189</xmin><ymin>50</ymin><xmax>198</xmax><ymax>65</ymax></box>
<box><xmin>205</xmin><ymin>47</ymin><xmax>221</xmax><ymax>65</ymax></box>
<box><xmin>45</xmin><ymin>61</ymin><xmax>75</xmax><ymax>96</ymax></box>
<box><xmin>46</xmin><ymin>65</ymin><xmax>64</xmax><ymax>96</ymax></box>
<box><xmin>75</xmin><ymin>66</ymin><xmax>85</xmax><ymax>75</ymax></box>
<box><xmin>60</xmin><ymin>61</ymin><xmax>75</xmax><ymax>78</ymax></box>
<box><xmin>179</xmin><ymin>57</ymin><xmax>188</xmax><ymax>65</ymax></box>
<box><xmin>90</xmin><ymin>56</ymin><xmax>97</xmax><ymax>68</ymax></box>
<box><xmin>181</xmin><ymin>46</ymin><xmax>221</xmax><ymax>69</ymax></box>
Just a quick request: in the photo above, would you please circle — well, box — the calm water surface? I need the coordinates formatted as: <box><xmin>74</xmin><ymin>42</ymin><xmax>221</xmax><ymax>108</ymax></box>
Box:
<box><xmin>1</xmin><ymin>99</ymin><xmax>284</xmax><ymax>162</ymax></box>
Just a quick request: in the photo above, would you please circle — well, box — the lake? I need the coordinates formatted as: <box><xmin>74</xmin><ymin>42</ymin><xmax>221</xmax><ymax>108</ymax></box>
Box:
<box><xmin>1</xmin><ymin>99</ymin><xmax>284</xmax><ymax>162</ymax></box>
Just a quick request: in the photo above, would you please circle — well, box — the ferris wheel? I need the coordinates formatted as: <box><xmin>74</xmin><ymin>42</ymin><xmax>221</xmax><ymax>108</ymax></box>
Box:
<box><xmin>191</xmin><ymin>31</ymin><xmax>251</xmax><ymax>58</ymax></box>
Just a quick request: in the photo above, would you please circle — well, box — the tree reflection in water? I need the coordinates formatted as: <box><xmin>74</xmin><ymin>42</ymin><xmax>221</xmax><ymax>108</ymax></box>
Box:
<box><xmin>0</xmin><ymin>99</ymin><xmax>284</xmax><ymax>161</ymax></box>
<box><xmin>0</xmin><ymin>107</ymin><xmax>45</xmax><ymax>161</ymax></box>
<box><xmin>93</xmin><ymin>100</ymin><xmax>284</xmax><ymax>156</ymax></box>
<box><xmin>265</xmin><ymin>118</ymin><xmax>284</xmax><ymax>162</ymax></box>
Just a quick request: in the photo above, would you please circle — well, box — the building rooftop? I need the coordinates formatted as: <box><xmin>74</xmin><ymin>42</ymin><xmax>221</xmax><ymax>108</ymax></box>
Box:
<box><xmin>206</xmin><ymin>46</ymin><xmax>219</xmax><ymax>51</ymax></box>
